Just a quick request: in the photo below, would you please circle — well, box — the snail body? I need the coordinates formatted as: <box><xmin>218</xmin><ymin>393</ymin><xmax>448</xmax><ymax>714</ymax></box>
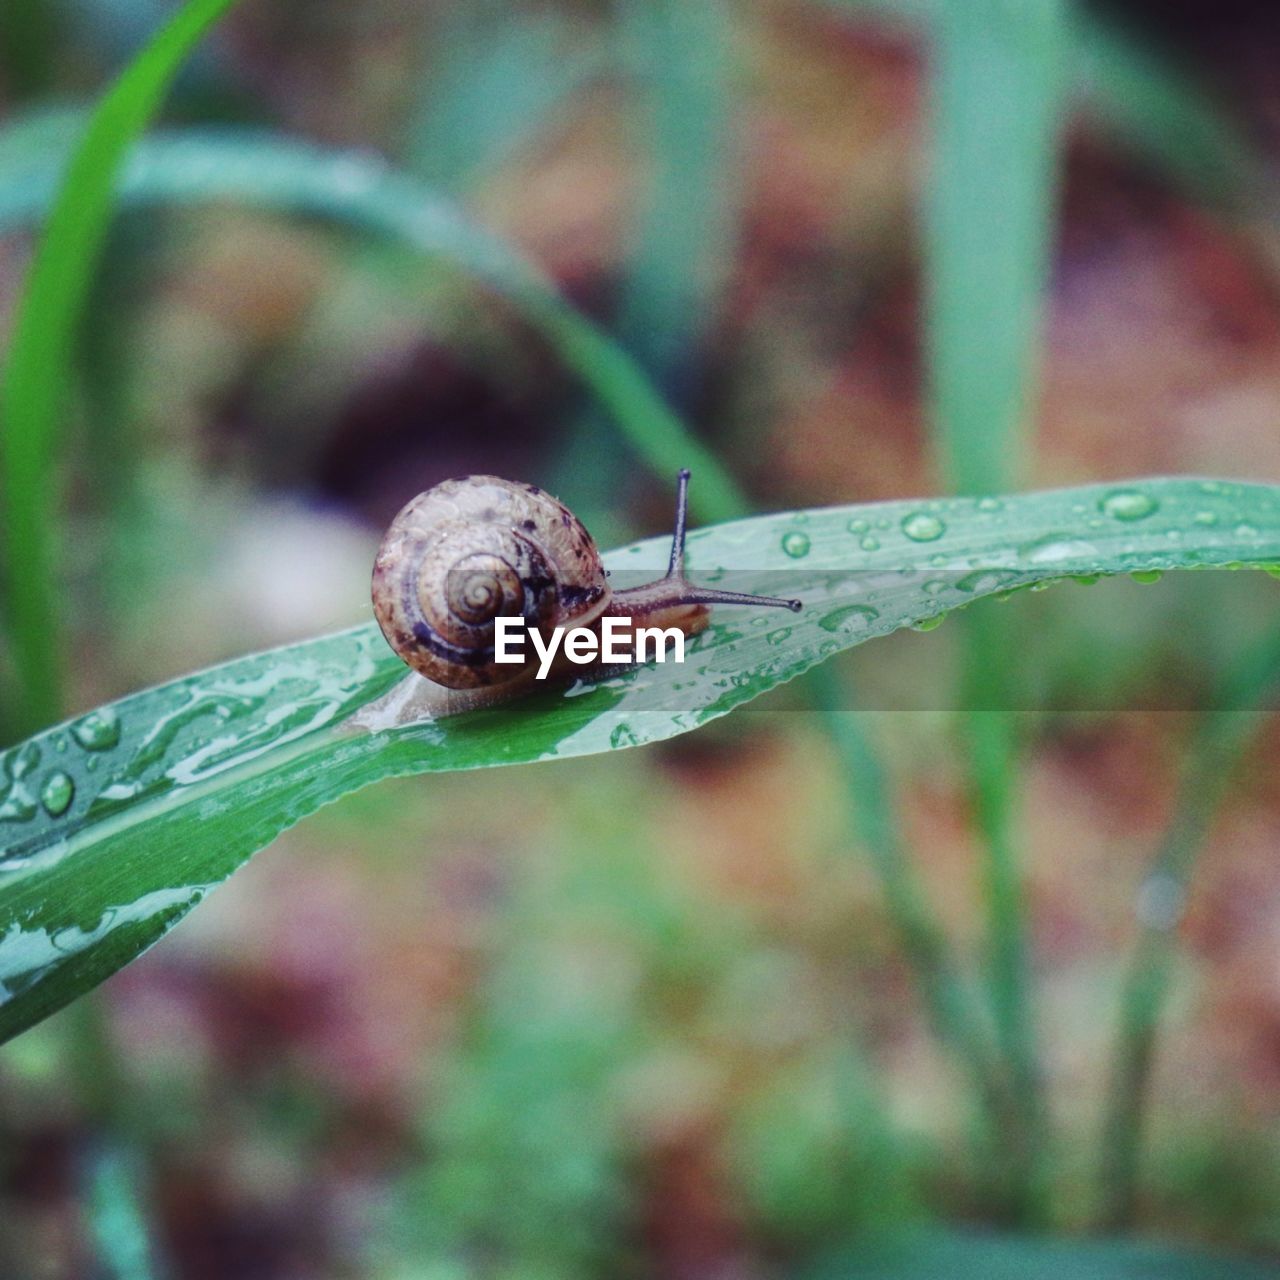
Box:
<box><xmin>372</xmin><ymin>469</ymin><xmax>800</xmax><ymax>696</ymax></box>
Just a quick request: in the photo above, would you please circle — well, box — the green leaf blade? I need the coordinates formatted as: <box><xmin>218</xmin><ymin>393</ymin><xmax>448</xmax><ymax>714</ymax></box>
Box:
<box><xmin>0</xmin><ymin>120</ymin><xmax>747</xmax><ymax>526</ymax></box>
<box><xmin>0</xmin><ymin>476</ymin><xmax>1277</xmax><ymax>1043</ymax></box>
<box><xmin>0</xmin><ymin>0</ymin><xmax>243</xmax><ymax>741</ymax></box>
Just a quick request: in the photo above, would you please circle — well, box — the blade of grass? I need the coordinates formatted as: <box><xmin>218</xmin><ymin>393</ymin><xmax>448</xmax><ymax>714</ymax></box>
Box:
<box><xmin>825</xmin><ymin>0</ymin><xmax>1273</xmax><ymax>224</ymax></box>
<box><xmin>1072</xmin><ymin>12</ymin><xmax>1267</xmax><ymax>213</ymax></box>
<box><xmin>1097</xmin><ymin>628</ymin><xmax>1280</xmax><ymax>1229</ymax></box>
<box><xmin>555</xmin><ymin>0</ymin><xmax>738</xmax><ymax>534</ymax></box>
<box><xmin>0</xmin><ymin>476</ymin><xmax>1273</xmax><ymax>1044</ymax></box>
<box><xmin>613</xmin><ymin>0</ymin><xmax>735</xmax><ymax>403</ymax></box>
<box><xmin>84</xmin><ymin>1143</ymin><xmax>161</xmax><ymax>1280</ymax></box>
<box><xmin>0</xmin><ymin>125</ymin><xmax>742</xmax><ymax>523</ymax></box>
<box><xmin>923</xmin><ymin>0</ymin><xmax>1069</xmax><ymax>1221</ymax></box>
<box><xmin>1068</xmin><ymin>11</ymin><xmax>1280</xmax><ymax>294</ymax></box>
<box><xmin>926</xmin><ymin>0</ymin><xmax>1064</xmax><ymax>493</ymax></box>
<box><xmin>404</xmin><ymin>7</ymin><xmax>608</xmax><ymax>191</ymax></box>
<box><xmin>0</xmin><ymin>0</ymin><xmax>244</xmax><ymax>744</ymax></box>
<box><xmin>814</xmin><ymin>667</ymin><xmax>1006</xmax><ymax>1126</ymax></box>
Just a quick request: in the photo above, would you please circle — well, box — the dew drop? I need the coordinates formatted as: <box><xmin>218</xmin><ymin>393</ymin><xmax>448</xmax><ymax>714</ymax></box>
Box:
<box><xmin>1130</xmin><ymin>569</ymin><xmax>1162</xmax><ymax>584</ymax></box>
<box><xmin>911</xmin><ymin>614</ymin><xmax>947</xmax><ymax>632</ymax></box>
<box><xmin>859</xmin><ymin>535</ymin><xmax>880</xmax><ymax>552</ymax></box>
<box><xmin>847</xmin><ymin>517</ymin><xmax>869</xmax><ymax>535</ymax></box>
<box><xmin>0</xmin><ymin>744</ymin><xmax>41</xmax><ymax>824</ymax></box>
<box><xmin>956</xmin><ymin>570</ymin><xmax>1012</xmax><ymax>594</ymax></box>
<box><xmin>818</xmin><ymin>604</ymin><xmax>880</xmax><ymax>634</ymax></box>
<box><xmin>901</xmin><ymin>512</ymin><xmax>946</xmax><ymax>542</ymax></box>
<box><xmin>1192</xmin><ymin>510</ymin><xmax>1219</xmax><ymax>526</ymax></box>
<box><xmin>72</xmin><ymin>709</ymin><xmax>120</xmax><ymax>752</ymax></box>
<box><xmin>609</xmin><ymin>723</ymin><xmax>638</xmax><ymax>749</ymax></box>
<box><xmin>977</xmin><ymin>497</ymin><xmax>1003</xmax><ymax>513</ymax></box>
<box><xmin>1020</xmin><ymin>535</ymin><xmax>1098</xmax><ymax>565</ymax></box>
<box><xmin>1234</xmin><ymin>523</ymin><xmax>1258</xmax><ymax>540</ymax></box>
<box><xmin>781</xmin><ymin>531</ymin><xmax>811</xmax><ymax>559</ymax></box>
<box><xmin>40</xmin><ymin>771</ymin><xmax>74</xmax><ymax>817</ymax></box>
<box><xmin>1100</xmin><ymin>489</ymin><xmax>1158</xmax><ymax>522</ymax></box>
<box><xmin>923</xmin><ymin>579</ymin><xmax>948</xmax><ymax>596</ymax></box>
<box><xmin>765</xmin><ymin>627</ymin><xmax>793</xmax><ymax>647</ymax></box>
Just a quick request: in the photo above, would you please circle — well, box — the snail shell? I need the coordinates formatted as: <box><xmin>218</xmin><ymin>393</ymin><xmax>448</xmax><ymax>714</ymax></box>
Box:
<box><xmin>371</xmin><ymin>476</ymin><xmax>609</xmax><ymax>689</ymax></box>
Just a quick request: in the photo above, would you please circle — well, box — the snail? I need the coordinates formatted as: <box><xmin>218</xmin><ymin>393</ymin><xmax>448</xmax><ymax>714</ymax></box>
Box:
<box><xmin>370</xmin><ymin>469</ymin><xmax>800</xmax><ymax>703</ymax></box>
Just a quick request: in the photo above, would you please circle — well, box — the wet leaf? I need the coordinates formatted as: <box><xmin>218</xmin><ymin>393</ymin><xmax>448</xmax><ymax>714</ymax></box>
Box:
<box><xmin>0</xmin><ymin>476</ymin><xmax>1278</xmax><ymax>1042</ymax></box>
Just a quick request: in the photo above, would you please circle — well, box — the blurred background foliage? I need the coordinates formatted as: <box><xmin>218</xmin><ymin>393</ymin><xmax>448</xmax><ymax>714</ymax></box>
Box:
<box><xmin>4</xmin><ymin>0</ymin><xmax>1280</xmax><ymax>1276</ymax></box>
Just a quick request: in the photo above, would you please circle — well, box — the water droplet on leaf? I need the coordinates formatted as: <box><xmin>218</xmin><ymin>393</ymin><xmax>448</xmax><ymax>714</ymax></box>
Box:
<box><xmin>0</xmin><ymin>744</ymin><xmax>41</xmax><ymax>824</ymax></box>
<box><xmin>1100</xmin><ymin>489</ymin><xmax>1157</xmax><ymax>521</ymax></box>
<box><xmin>956</xmin><ymin>570</ymin><xmax>1013</xmax><ymax>594</ymax></box>
<box><xmin>911</xmin><ymin>614</ymin><xmax>947</xmax><ymax>632</ymax></box>
<box><xmin>40</xmin><ymin>772</ymin><xmax>74</xmax><ymax>817</ymax></box>
<box><xmin>818</xmin><ymin>605</ymin><xmax>879</xmax><ymax>634</ymax></box>
<box><xmin>72</xmin><ymin>709</ymin><xmax>120</xmax><ymax>752</ymax></box>
<box><xmin>901</xmin><ymin>512</ymin><xmax>946</xmax><ymax>542</ymax></box>
<box><xmin>1020</xmin><ymin>535</ymin><xmax>1097</xmax><ymax>564</ymax></box>
<box><xmin>781</xmin><ymin>531</ymin><xmax>811</xmax><ymax>559</ymax></box>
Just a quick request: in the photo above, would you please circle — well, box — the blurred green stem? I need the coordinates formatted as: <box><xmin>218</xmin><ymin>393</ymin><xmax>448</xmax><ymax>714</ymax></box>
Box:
<box><xmin>1098</xmin><ymin>629</ymin><xmax>1280</xmax><ymax>1229</ymax></box>
<box><xmin>612</xmin><ymin>0</ymin><xmax>734</xmax><ymax>396</ymax></box>
<box><xmin>556</xmin><ymin>0</ymin><xmax>737</xmax><ymax>526</ymax></box>
<box><xmin>539</xmin><ymin>301</ymin><xmax>747</xmax><ymax>525</ymax></box>
<box><xmin>924</xmin><ymin>0</ymin><xmax>1068</xmax><ymax>1221</ymax></box>
<box><xmin>960</xmin><ymin>666</ymin><xmax>1045</xmax><ymax>1214</ymax></box>
<box><xmin>66</xmin><ymin>988</ymin><xmax>163</xmax><ymax>1278</ymax></box>
<box><xmin>85</xmin><ymin>1142</ymin><xmax>161</xmax><ymax>1280</ymax></box>
<box><xmin>0</xmin><ymin>0</ymin><xmax>253</xmax><ymax>740</ymax></box>
<box><xmin>815</xmin><ymin>672</ymin><xmax>1007</xmax><ymax>1123</ymax></box>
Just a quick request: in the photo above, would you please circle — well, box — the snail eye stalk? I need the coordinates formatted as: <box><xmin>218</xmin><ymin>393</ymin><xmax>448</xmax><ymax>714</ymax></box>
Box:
<box><xmin>662</xmin><ymin>469</ymin><xmax>801</xmax><ymax>613</ymax></box>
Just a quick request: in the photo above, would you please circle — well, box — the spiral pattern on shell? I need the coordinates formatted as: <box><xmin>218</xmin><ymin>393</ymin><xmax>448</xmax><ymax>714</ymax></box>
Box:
<box><xmin>372</xmin><ymin>476</ymin><xmax>610</xmax><ymax>689</ymax></box>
